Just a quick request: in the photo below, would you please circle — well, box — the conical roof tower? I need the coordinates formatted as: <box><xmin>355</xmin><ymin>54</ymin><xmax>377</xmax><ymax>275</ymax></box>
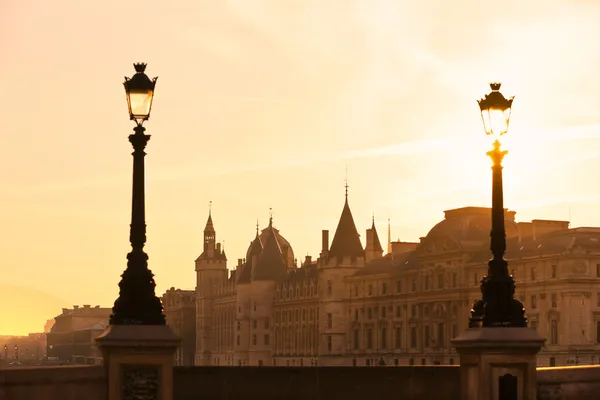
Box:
<box><xmin>328</xmin><ymin>184</ymin><xmax>364</xmax><ymax>261</ymax></box>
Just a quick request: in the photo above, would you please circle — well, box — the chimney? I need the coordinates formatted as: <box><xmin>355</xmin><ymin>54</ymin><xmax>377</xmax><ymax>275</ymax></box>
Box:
<box><xmin>73</xmin><ymin>305</ymin><xmax>79</xmax><ymax>310</ymax></box>
<box><xmin>237</xmin><ymin>258</ymin><xmax>243</xmax><ymax>269</ymax></box>
<box><xmin>365</xmin><ymin>228</ymin><xmax>374</xmax><ymax>251</ymax></box>
<box><xmin>216</xmin><ymin>243</ymin><xmax>222</xmax><ymax>253</ymax></box>
<box><xmin>83</xmin><ymin>305</ymin><xmax>90</xmax><ymax>309</ymax></box>
<box><xmin>391</xmin><ymin>241</ymin><xmax>419</xmax><ymax>255</ymax></box>
<box><xmin>304</xmin><ymin>255</ymin><xmax>312</xmax><ymax>266</ymax></box>
<box><xmin>62</xmin><ymin>308</ymin><xmax>68</xmax><ymax>314</ymax></box>
<box><xmin>322</xmin><ymin>230</ymin><xmax>329</xmax><ymax>252</ymax></box>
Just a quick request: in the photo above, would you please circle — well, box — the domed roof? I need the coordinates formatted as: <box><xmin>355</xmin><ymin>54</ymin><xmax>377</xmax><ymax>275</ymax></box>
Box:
<box><xmin>424</xmin><ymin>207</ymin><xmax>519</xmax><ymax>246</ymax></box>
<box><xmin>245</xmin><ymin>217</ymin><xmax>295</xmax><ymax>267</ymax></box>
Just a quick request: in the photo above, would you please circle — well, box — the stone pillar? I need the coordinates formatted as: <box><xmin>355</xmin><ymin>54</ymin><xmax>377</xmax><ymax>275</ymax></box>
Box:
<box><xmin>452</xmin><ymin>328</ymin><xmax>544</xmax><ymax>400</ymax></box>
<box><xmin>96</xmin><ymin>325</ymin><xmax>180</xmax><ymax>400</ymax></box>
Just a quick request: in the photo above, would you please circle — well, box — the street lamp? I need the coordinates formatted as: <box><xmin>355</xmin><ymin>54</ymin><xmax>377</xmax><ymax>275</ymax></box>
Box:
<box><xmin>14</xmin><ymin>345</ymin><xmax>18</xmax><ymax>360</ymax></box>
<box><xmin>109</xmin><ymin>63</ymin><xmax>165</xmax><ymax>326</ymax></box>
<box><xmin>3</xmin><ymin>344</ymin><xmax>7</xmax><ymax>361</ymax></box>
<box><xmin>469</xmin><ymin>83</ymin><xmax>527</xmax><ymax>328</ymax></box>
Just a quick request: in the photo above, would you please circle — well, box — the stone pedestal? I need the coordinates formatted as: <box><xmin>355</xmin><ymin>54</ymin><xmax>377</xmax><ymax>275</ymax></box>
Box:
<box><xmin>96</xmin><ymin>325</ymin><xmax>180</xmax><ymax>400</ymax></box>
<box><xmin>452</xmin><ymin>328</ymin><xmax>545</xmax><ymax>400</ymax></box>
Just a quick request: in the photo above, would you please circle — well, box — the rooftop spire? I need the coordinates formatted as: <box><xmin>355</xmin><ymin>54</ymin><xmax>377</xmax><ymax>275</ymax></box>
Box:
<box><xmin>269</xmin><ymin>206</ymin><xmax>273</xmax><ymax>227</ymax></box>
<box><xmin>256</xmin><ymin>219</ymin><xmax>260</xmax><ymax>236</ymax></box>
<box><xmin>387</xmin><ymin>218</ymin><xmax>392</xmax><ymax>254</ymax></box>
<box><xmin>204</xmin><ymin>204</ymin><xmax>215</xmax><ymax>233</ymax></box>
<box><xmin>371</xmin><ymin>216</ymin><xmax>383</xmax><ymax>253</ymax></box>
<box><xmin>345</xmin><ymin>165</ymin><xmax>349</xmax><ymax>200</ymax></box>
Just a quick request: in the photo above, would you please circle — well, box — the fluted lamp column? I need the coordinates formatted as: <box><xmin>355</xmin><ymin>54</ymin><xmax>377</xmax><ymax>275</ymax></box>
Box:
<box><xmin>110</xmin><ymin>63</ymin><xmax>165</xmax><ymax>326</ymax></box>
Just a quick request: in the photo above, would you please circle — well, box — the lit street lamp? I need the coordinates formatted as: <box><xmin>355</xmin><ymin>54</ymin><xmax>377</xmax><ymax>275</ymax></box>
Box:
<box><xmin>469</xmin><ymin>83</ymin><xmax>527</xmax><ymax>328</ymax></box>
<box><xmin>109</xmin><ymin>63</ymin><xmax>165</xmax><ymax>326</ymax></box>
<box><xmin>14</xmin><ymin>345</ymin><xmax>18</xmax><ymax>360</ymax></box>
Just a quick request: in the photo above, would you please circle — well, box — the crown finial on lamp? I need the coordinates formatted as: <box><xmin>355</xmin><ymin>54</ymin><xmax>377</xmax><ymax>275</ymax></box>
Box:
<box><xmin>490</xmin><ymin>82</ymin><xmax>501</xmax><ymax>91</ymax></box>
<box><xmin>133</xmin><ymin>63</ymin><xmax>147</xmax><ymax>73</ymax></box>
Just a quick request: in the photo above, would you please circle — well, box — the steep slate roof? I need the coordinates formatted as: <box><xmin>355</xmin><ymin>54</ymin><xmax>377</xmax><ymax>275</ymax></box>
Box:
<box><xmin>371</xmin><ymin>218</ymin><xmax>383</xmax><ymax>252</ymax></box>
<box><xmin>237</xmin><ymin>233</ymin><xmax>262</xmax><ymax>284</ymax></box>
<box><xmin>237</xmin><ymin>262</ymin><xmax>252</xmax><ymax>284</ymax></box>
<box><xmin>196</xmin><ymin>212</ymin><xmax>227</xmax><ymax>261</ymax></box>
<box><xmin>329</xmin><ymin>197</ymin><xmax>364</xmax><ymax>259</ymax></box>
<box><xmin>252</xmin><ymin>223</ymin><xmax>287</xmax><ymax>281</ymax></box>
<box><xmin>467</xmin><ymin>228</ymin><xmax>600</xmax><ymax>264</ymax></box>
<box><xmin>204</xmin><ymin>212</ymin><xmax>215</xmax><ymax>234</ymax></box>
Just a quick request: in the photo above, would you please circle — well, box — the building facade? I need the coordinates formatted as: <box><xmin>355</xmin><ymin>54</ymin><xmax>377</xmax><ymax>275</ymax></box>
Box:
<box><xmin>162</xmin><ymin>287</ymin><xmax>196</xmax><ymax>366</ymax></box>
<box><xmin>194</xmin><ymin>197</ymin><xmax>600</xmax><ymax>367</ymax></box>
<box><xmin>46</xmin><ymin>305</ymin><xmax>110</xmax><ymax>364</ymax></box>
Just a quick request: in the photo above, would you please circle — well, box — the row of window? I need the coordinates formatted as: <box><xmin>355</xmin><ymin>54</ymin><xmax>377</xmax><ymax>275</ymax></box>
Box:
<box><xmin>276</xmin><ymin>283</ymin><xmax>318</xmax><ymax>300</ymax></box>
<box><xmin>351</xmin><ymin>323</ymin><xmax>459</xmax><ymax>350</ymax></box>
<box><xmin>274</xmin><ymin>308</ymin><xmax>319</xmax><ymax>324</ymax></box>
<box><xmin>353</xmin><ymin>303</ymin><xmax>458</xmax><ymax>321</ymax></box>
<box><xmin>353</xmin><ymin>273</ymin><xmax>460</xmax><ymax>298</ymax></box>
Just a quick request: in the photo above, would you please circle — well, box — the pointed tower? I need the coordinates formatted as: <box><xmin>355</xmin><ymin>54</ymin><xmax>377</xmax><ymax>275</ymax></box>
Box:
<box><xmin>327</xmin><ymin>187</ymin><xmax>364</xmax><ymax>264</ymax></box>
<box><xmin>195</xmin><ymin>206</ymin><xmax>227</xmax><ymax>365</ymax></box>
<box><xmin>365</xmin><ymin>215</ymin><xmax>384</xmax><ymax>262</ymax></box>
<box><xmin>317</xmin><ymin>183</ymin><xmax>365</xmax><ymax>366</ymax></box>
<box><xmin>203</xmin><ymin>210</ymin><xmax>216</xmax><ymax>256</ymax></box>
<box><xmin>387</xmin><ymin>218</ymin><xmax>392</xmax><ymax>254</ymax></box>
<box><xmin>236</xmin><ymin>213</ymin><xmax>293</xmax><ymax>366</ymax></box>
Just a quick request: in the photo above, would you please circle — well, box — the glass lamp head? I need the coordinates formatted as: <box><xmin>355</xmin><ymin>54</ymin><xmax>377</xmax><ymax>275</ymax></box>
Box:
<box><xmin>478</xmin><ymin>82</ymin><xmax>514</xmax><ymax>141</ymax></box>
<box><xmin>124</xmin><ymin>63</ymin><xmax>158</xmax><ymax>125</ymax></box>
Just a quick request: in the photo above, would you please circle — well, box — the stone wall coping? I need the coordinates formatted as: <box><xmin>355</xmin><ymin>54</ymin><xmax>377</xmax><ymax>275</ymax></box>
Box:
<box><xmin>452</xmin><ymin>327</ymin><xmax>545</xmax><ymax>353</ymax></box>
<box><xmin>537</xmin><ymin>365</ymin><xmax>600</xmax><ymax>383</ymax></box>
<box><xmin>0</xmin><ymin>365</ymin><xmax>105</xmax><ymax>386</ymax></box>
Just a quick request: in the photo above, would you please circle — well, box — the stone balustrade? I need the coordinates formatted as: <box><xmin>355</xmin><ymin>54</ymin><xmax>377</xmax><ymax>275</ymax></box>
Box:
<box><xmin>2</xmin><ymin>364</ymin><xmax>600</xmax><ymax>399</ymax></box>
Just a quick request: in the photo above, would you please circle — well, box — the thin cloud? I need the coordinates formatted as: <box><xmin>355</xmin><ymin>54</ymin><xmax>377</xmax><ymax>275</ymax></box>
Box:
<box><xmin>3</xmin><ymin>122</ymin><xmax>600</xmax><ymax>197</ymax></box>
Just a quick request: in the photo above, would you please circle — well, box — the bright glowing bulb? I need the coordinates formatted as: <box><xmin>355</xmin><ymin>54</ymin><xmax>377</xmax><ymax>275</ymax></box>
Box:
<box><xmin>128</xmin><ymin>89</ymin><xmax>154</xmax><ymax>121</ymax></box>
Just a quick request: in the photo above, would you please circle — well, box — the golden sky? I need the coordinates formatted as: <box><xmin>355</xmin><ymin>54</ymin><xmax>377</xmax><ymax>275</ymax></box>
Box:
<box><xmin>2</xmin><ymin>0</ymin><xmax>600</xmax><ymax>335</ymax></box>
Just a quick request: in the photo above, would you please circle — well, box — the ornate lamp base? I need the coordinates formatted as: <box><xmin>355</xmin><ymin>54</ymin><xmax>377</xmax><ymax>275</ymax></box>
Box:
<box><xmin>452</xmin><ymin>328</ymin><xmax>545</xmax><ymax>400</ymax></box>
<box><xmin>96</xmin><ymin>325</ymin><xmax>180</xmax><ymax>400</ymax></box>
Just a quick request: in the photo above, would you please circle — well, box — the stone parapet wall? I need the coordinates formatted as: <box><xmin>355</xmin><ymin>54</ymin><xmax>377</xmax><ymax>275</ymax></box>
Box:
<box><xmin>0</xmin><ymin>365</ymin><xmax>105</xmax><ymax>400</ymax></box>
<box><xmin>2</xmin><ymin>363</ymin><xmax>600</xmax><ymax>399</ymax></box>
<box><xmin>538</xmin><ymin>365</ymin><xmax>600</xmax><ymax>400</ymax></box>
<box><xmin>174</xmin><ymin>366</ymin><xmax>461</xmax><ymax>400</ymax></box>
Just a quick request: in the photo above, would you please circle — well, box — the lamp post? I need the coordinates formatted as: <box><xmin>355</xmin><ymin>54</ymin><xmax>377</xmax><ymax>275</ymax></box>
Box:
<box><xmin>14</xmin><ymin>344</ymin><xmax>18</xmax><ymax>361</ymax></box>
<box><xmin>109</xmin><ymin>63</ymin><xmax>165</xmax><ymax>326</ymax></box>
<box><xmin>469</xmin><ymin>82</ymin><xmax>527</xmax><ymax>328</ymax></box>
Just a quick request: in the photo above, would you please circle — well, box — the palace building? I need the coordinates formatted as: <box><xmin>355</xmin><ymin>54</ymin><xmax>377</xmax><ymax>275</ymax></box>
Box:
<box><xmin>191</xmin><ymin>195</ymin><xmax>600</xmax><ymax>367</ymax></box>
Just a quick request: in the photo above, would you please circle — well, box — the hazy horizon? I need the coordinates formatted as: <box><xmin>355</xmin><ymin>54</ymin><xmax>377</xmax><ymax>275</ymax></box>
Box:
<box><xmin>3</xmin><ymin>0</ymin><xmax>600</xmax><ymax>335</ymax></box>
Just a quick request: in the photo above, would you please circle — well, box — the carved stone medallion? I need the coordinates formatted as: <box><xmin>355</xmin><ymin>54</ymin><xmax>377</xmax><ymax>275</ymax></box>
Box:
<box><xmin>122</xmin><ymin>364</ymin><xmax>160</xmax><ymax>400</ymax></box>
<box><xmin>572</xmin><ymin>262</ymin><xmax>587</xmax><ymax>275</ymax></box>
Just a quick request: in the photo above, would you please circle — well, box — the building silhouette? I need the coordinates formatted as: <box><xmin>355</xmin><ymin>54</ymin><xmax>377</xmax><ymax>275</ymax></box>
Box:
<box><xmin>192</xmin><ymin>196</ymin><xmax>600</xmax><ymax>367</ymax></box>
<box><xmin>46</xmin><ymin>305</ymin><xmax>110</xmax><ymax>364</ymax></box>
<box><xmin>162</xmin><ymin>288</ymin><xmax>196</xmax><ymax>366</ymax></box>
